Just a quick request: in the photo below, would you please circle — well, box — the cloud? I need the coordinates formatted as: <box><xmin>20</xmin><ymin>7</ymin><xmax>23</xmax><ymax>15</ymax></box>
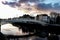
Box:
<box><xmin>2</xmin><ymin>0</ymin><xmax>20</xmax><ymax>7</ymax></box>
<box><xmin>37</xmin><ymin>3</ymin><xmax>60</xmax><ymax>10</ymax></box>
<box><xmin>37</xmin><ymin>0</ymin><xmax>60</xmax><ymax>10</ymax></box>
<box><xmin>1</xmin><ymin>0</ymin><xmax>60</xmax><ymax>14</ymax></box>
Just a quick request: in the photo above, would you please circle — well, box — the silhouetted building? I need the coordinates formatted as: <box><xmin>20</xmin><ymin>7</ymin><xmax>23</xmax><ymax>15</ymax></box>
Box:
<box><xmin>36</xmin><ymin>14</ymin><xmax>50</xmax><ymax>23</ymax></box>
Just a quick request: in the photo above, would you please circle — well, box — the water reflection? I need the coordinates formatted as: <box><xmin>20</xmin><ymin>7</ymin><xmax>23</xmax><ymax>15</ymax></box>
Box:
<box><xmin>8</xmin><ymin>36</ymin><xmax>47</xmax><ymax>40</ymax></box>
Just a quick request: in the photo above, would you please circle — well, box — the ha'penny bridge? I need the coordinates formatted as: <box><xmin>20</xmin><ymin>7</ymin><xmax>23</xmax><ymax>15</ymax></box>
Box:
<box><xmin>1</xmin><ymin>18</ymin><xmax>60</xmax><ymax>40</ymax></box>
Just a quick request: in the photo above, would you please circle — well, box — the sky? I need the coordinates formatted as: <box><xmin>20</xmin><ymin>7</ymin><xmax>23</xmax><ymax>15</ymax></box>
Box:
<box><xmin>2</xmin><ymin>0</ymin><xmax>19</xmax><ymax>2</ymax></box>
<box><xmin>3</xmin><ymin>0</ymin><xmax>60</xmax><ymax>10</ymax></box>
<box><xmin>5</xmin><ymin>0</ymin><xmax>60</xmax><ymax>4</ymax></box>
<box><xmin>40</xmin><ymin>0</ymin><xmax>60</xmax><ymax>8</ymax></box>
<box><xmin>6</xmin><ymin>0</ymin><xmax>60</xmax><ymax>11</ymax></box>
<box><xmin>0</xmin><ymin>0</ymin><xmax>60</xmax><ymax>19</ymax></box>
<box><xmin>0</xmin><ymin>0</ymin><xmax>25</xmax><ymax>19</ymax></box>
<box><xmin>41</xmin><ymin>0</ymin><xmax>60</xmax><ymax>4</ymax></box>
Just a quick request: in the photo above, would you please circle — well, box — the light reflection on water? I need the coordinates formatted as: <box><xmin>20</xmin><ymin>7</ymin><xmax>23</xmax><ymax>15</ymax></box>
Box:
<box><xmin>9</xmin><ymin>36</ymin><xmax>47</xmax><ymax>40</ymax></box>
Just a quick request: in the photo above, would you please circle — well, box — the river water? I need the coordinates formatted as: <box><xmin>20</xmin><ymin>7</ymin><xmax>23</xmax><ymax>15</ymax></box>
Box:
<box><xmin>8</xmin><ymin>36</ymin><xmax>47</xmax><ymax>40</ymax></box>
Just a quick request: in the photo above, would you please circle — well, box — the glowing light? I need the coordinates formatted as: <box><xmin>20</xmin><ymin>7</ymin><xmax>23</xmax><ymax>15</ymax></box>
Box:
<box><xmin>0</xmin><ymin>0</ymin><xmax>25</xmax><ymax>19</ymax></box>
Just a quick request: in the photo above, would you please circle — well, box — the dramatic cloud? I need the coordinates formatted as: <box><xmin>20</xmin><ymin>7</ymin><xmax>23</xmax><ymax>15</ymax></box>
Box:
<box><xmin>3</xmin><ymin>0</ymin><xmax>60</xmax><ymax>12</ymax></box>
<box><xmin>0</xmin><ymin>0</ymin><xmax>60</xmax><ymax>19</ymax></box>
<box><xmin>37</xmin><ymin>3</ymin><xmax>60</xmax><ymax>10</ymax></box>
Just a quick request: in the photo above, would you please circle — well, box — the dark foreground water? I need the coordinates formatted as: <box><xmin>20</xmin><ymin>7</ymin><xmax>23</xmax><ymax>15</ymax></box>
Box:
<box><xmin>8</xmin><ymin>36</ymin><xmax>47</xmax><ymax>40</ymax></box>
<box><xmin>6</xmin><ymin>35</ymin><xmax>60</xmax><ymax>40</ymax></box>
